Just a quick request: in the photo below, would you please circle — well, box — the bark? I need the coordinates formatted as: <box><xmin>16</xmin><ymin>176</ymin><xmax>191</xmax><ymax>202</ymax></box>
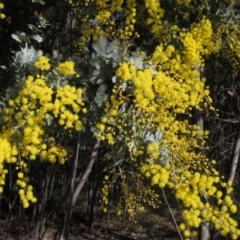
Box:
<box><xmin>210</xmin><ymin>125</ymin><xmax>240</xmax><ymax>240</ymax></box>
<box><xmin>196</xmin><ymin>111</ymin><xmax>210</xmax><ymax>240</ymax></box>
<box><xmin>64</xmin><ymin>138</ymin><xmax>81</xmax><ymax>240</ymax></box>
<box><xmin>58</xmin><ymin>139</ymin><xmax>100</xmax><ymax>240</ymax></box>
<box><xmin>72</xmin><ymin>139</ymin><xmax>100</xmax><ymax>206</ymax></box>
<box><xmin>200</xmin><ymin>222</ymin><xmax>210</xmax><ymax>240</ymax></box>
<box><xmin>228</xmin><ymin>125</ymin><xmax>240</xmax><ymax>183</ymax></box>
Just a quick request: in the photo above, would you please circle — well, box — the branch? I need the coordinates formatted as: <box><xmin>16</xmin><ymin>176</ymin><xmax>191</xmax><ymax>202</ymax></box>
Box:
<box><xmin>72</xmin><ymin>139</ymin><xmax>101</xmax><ymax>206</ymax></box>
<box><xmin>161</xmin><ymin>188</ymin><xmax>184</xmax><ymax>240</ymax></box>
<box><xmin>228</xmin><ymin>125</ymin><xmax>240</xmax><ymax>183</ymax></box>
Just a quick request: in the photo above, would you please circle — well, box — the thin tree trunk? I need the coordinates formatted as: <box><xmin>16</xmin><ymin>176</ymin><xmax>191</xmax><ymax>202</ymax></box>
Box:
<box><xmin>228</xmin><ymin>125</ymin><xmax>240</xmax><ymax>183</ymax></box>
<box><xmin>210</xmin><ymin>125</ymin><xmax>240</xmax><ymax>240</ymax></box>
<box><xmin>196</xmin><ymin>111</ymin><xmax>210</xmax><ymax>240</ymax></box>
<box><xmin>59</xmin><ymin>139</ymin><xmax>100</xmax><ymax>240</ymax></box>
<box><xmin>60</xmin><ymin>137</ymin><xmax>81</xmax><ymax>240</ymax></box>
<box><xmin>72</xmin><ymin>139</ymin><xmax>100</xmax><ymax>206</ymax></box>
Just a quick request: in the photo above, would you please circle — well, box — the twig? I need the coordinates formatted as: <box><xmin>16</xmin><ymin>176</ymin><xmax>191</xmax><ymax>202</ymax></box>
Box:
<box><xmin>161</xmin><ymin>188</ymin><xmax>184</xmax><ymax>240</ymax></box>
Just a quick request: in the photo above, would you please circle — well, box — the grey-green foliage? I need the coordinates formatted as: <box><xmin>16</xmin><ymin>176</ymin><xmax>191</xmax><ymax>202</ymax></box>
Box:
<box><xmin>88</xmin><ymin>37</ymin><xmax>126</xmax><ymax>108</ymax></box>
<box><xmin>11</xmin><ymin>32</ymin><xmax>31</xmax><ymax>44</ymax></box>
<box><xmin>31</xmin><ymin>0</ymin><xmax>45</xmax><ymax>4</ymax></box>
<box><xmin>90</xmin><ymin>37</ymin><xmax>126</xmax><ymax>82</ymax></box>
<box><xmin>144</xmin><ymin>130</ymin><xmax>163</xmax><ymax>143</ymax></box>
<box><xmin>92</xmin><ymin>36</ymin><xmax>126</xmax><ymax>66</ymax></box>
<box><xmin>14</xmin><ymin>44</ymin><xmax>41</xmax><ymax>68</ymax></box>
<box><xmin>95</xmin><ymin>84</ymin><xmax>108</xmax><ymax>107</ymax></box>
<box><xmin>144</xmin><ymin>130</ymin><xmax>169</xmax><ymax>165</ymax></box>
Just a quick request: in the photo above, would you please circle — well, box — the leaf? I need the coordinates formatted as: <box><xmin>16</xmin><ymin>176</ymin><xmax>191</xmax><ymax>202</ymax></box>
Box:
<box><xmin>36</xmin><ymin>50</ymin><xmax>43</xmax><ymax>57</ymax></box>
<box><xmin>92</xmin><ymin>37</ymin><xmax>108</xmax><ymax>57</ymax></box>
<box><xmin>0</xmin><ymin>101</ymin><xmax>6</xmax><ymax>108</ymax></box>
<box><xmin>122</xmin><ymin>82</ymin><xmax>127</xmax><ymax>91</ymax></box>
<box><xmin>45</xmin><ymin>115</ymin><xmax>54</xmax><ymax>126</ymax></box>
<box><xmin>11</xmin><ymin>33</ymin><xmax>22</xmax><ymax>43</ymax></box>
<box><xmin>155</xmin><ymin>130</ymin><xmax>163</xmax><ymax>141</ymax></box>
<box><xmin>144</xmin><ymin>130</ymin><xmax>163</xmax><ymax>142</ymax></box>
<box><xmin>28</xmin><ymin>24</ymin><xmax>42</xmax><ymax>33</ymax></box>
<box><xmin>15</xmin><ymin>44</ymin><xmax>37</xmax><ymax>66</ymax></box>
<box><xmin>6</xmin><ymin>86</ymin><xmax>19</xmax><ymax>99</ymax></box>
<box><xmin>112</xmin><ymin>76</ymin><xmax>116</xmax><ymax>83</ymax></box>
<box><xmin>144</xmin><ymin>132</ymin><xmax>155</xmax><ymax>142</ymax></box>
<box><xmin>32</xmin><ymin>0</ymin><xmax>45</xmax><ymax>4</ymax></box>
<box><xmin>12</xmin><ymin>32</ymin><xmax>31</xmax><ymax>44</ymax></box>
<box><xmin>130</xmin><ymin>55</ymin><xmax>143</xmax><ymax>69</ymax></box>
<box><xmin>53</xmin><ymin>50</ymin><xmax>58</xmax><ymax>58</ymax></box>
<box><xmin>32</xmin><ymin>34</ymin><xmax>43</xmax><ymax>43</ymax></box>
<box><xmin>119</xmin><ymin>102</ymin><xmax>128</xmax><ymax>113</ymax></box>
<box><xmin>90</xmin><ymin>57</ymin><xmax>100</xmax><ymax>69</ymax></box>
<box><xmin>107</xmin><ymin>39</ymin><xmax>125</xmax><ymax>65</ymax></box>
<box><xmin>95</xmin><ymin>84</ymin><xmax>108</xmax><ymax>107</ymax></box>
<box><xmin>159</xmin><ymin>148</ymin><xmax>169</xmax><ymax>166</ymax></box>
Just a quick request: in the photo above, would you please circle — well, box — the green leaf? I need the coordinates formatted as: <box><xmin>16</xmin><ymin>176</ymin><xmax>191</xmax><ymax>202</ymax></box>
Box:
<box><xmin>11</xmin><ymin>33</ymin><xmax>22</xmax><ymax>43</ymax></box>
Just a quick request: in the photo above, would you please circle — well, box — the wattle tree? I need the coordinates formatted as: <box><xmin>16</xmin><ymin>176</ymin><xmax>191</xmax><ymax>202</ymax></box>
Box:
<box><xmin>0</xmin><ymin>0</ymin><xmax>240</xmax><ymax>239</ymax></box>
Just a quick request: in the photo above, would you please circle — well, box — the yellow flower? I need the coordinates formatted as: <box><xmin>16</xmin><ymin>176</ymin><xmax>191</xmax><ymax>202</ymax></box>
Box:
<box><xmin>34</xmin><ymin>56</ymin><xmax>51</xmax><ymax>71</ymax></box>
<box><xmin>230</xmin><ymin>204</ymin><xmax>237</xmax><ymax>213</ymax></box>
<box><xmin>147</xmin><ymin>142</ymin><xmax>159</xmax><ymax>159</ymax></box>
<box><xmin>57</xmin><ymin>61</ymin><xmax>75</xmax><ymax>76</ymax></box>
<box><xmin>18</xmin><ymin>172</ymin><xmax>24</xmax><ymax>179</ymax></box>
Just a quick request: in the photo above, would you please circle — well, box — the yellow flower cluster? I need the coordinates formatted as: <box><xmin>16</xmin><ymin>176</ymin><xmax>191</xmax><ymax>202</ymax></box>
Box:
<box><xmin>0</xmin><ymin>2</ymin><xmax>5</xmax><ymax>19</ymax></box>
<box><xmin>57</xmin><ymin>61</ymin><xmax>75</xmax><ymax>76</ymax></box>
<box><xmin>113</xmin><ymin>170</ymin><xmax>160</xmax><ymax>220</ymax></box>
<box><xmin>110</xmin><ymin>0</ymin><xmax>123</xmax><ymax>12</ymax></box>
<box><xmin>141</xmin><ymin>163</ymin><xmax>170</xmax><ymax>188</ymax></box>
<box><xmin>182</xmin><ymin>18</ymin><xmax>214</xmax><ymax>67</ymax></box>
<box><xmin>41</xmin><ymin>145</ymin><xmax>68</xmax><ymax>164</ymax></box>
<box><xmin>144</xmin><ymin>0</ymin><xmax>165</xmax><ymax>36</ymax></box>
<box><xmin>95</xmin><ymin>0</ymin><xmax>107</xmax><ymax>8</ymax></box>
<box><xmin>17</xmin><ymin>170</ymin><xmax>37</xmax><ymax>208</ymax></box>
<box><xmin>133</xmin><ymin>69</ymin><xmax>154</xmax><ymax>109</ymax></box>
<box><xmin>122</xmin><ymin>0</ymin><xmax>136</xmax><ymax>39</ymax></box>
<box><xmin>96</xmin><ymin>10</ymin><xmax>111</xmax><ymax>24</ymax></box>
<box><xmin>152</xmin><ymin>44</ymin><xmax>175</xmax><ymax>66</ymax></box>
<box><xmin>2</xmin><ymin>75</ymin><xmax>71</xmax><ymax>166</ymax></box>
<box><xmin>51</xmin><ymin>84</ymin><xmax>84</xmax><ymax>131</ymax></box>
<box><xmin>146</xmin><ymin>142</ymin><xmax>159</xmax><ymax>159</ymax></box>
<box><xmin>173</xmin><ymin>171</ymin><xmax>240</xmax><ymax>239</ymax></box>
<box><xmin>101</xmin><ymin>176</ymin><xmax>110</xmax><ymax>213</ymax></box>
<box><xmin>35</xmin><ymin>56</ymin><xmax>51</xmax><ymax>71</ymax></box>
<box><xmin>71</xmin><ymin>0</ymin><xmax>182</xmax><ymax>51</ymax></box>
<box><xmin>222</xmin><ymin>22</ymin><xmax>240</xmax><ymax>68</ymax></box>
<box><xmin>0</xmin><ymin>55</ymin><xmax>84</xmax><ymax>207</ymax></box>
<box><xmin>0</xmin><ymin>162</ymin><xmax>8</xmax><ymax>193</ymax></box>
<box><xmin>116</xmin><ymin>62</ymin><xmax>136</xmax><ymax>81</ymax></box>
<box><xmin>116</xmin><ymin>60</ymin><xmax>211</xmax><ymax>121</ymax></box>
<box><xmin>95</xmin><ymin>84</ymin><xmax>124</xmax><ymax>144</ymax></box>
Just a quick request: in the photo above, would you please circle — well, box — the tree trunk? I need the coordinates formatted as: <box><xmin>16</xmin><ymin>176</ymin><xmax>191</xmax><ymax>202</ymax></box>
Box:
<box><xmin>228</xmin><ymin>125</ymin><xmax>240</xmax><ymax>183</ymax></box>
<box><xmin>58</xmin><ymin>139</ymin><xmax>100</xmax><ymax>240</ymax></box>
<box><xmin>72</xmin><ymin>139</ymin><xmax>100</xmax><ymax>206</ymax></box>
<box><xmin>210</xmin><ymin>125</ymin><xmax>240</xmax><ymax>240</ymax></box>
<box><xmin>196</xmin><ymin>111</ymin><xmax>210</xmax><ymax>240</ymax></box>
